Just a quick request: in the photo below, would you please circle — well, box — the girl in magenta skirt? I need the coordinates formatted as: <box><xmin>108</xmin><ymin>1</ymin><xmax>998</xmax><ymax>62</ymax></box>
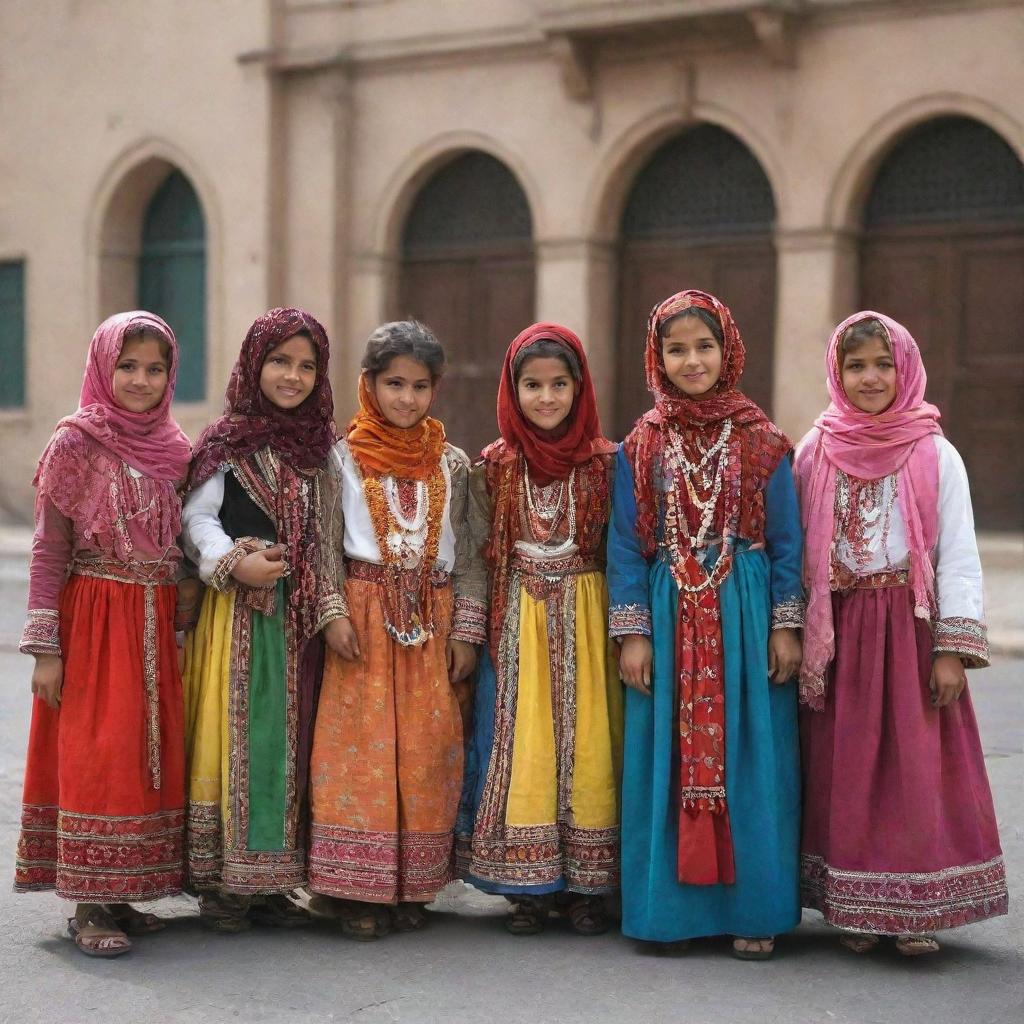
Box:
<box><xmin>794</xmin><ymin>311</ymin><xmax>1008</xmax><ymax>957</ymax></box>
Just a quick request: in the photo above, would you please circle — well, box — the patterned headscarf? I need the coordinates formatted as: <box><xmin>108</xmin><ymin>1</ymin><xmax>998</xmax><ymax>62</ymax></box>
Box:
<box><xmin>795</xmin><ymin>311</ymin><xmax>943</xmax><ymax>709</ymax></box>
<box><xmin>187</xmin><ymin>307</ymin><xmax>335</xmax><ymax>491</ymax></box>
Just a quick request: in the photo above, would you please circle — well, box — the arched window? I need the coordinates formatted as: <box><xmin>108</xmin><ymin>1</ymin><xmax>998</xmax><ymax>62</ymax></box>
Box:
<box><xmin>138</xmin><ymin>170</ymin><xmax>206</xmax><ymax>402</ymax></box>
<box><xmin>616</xmin><ymin>125</ymin><xmax>777</xmax><ymax>435</ymax></box>
<box><xmin>397</xmin><ymin>152</ymin><xmax>534</xmax><ymax>456</ymax></box>
<box><xmin>860</xmin><ymin>116</ymin><xmax>1024</xmax><ymax>528</ymax></box>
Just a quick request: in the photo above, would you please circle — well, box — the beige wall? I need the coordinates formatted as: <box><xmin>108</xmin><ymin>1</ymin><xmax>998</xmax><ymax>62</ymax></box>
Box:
<box><xmin>2</xmin><ymin>0</ymin><xmax>1023</xmax><ymax>519</ymax></box>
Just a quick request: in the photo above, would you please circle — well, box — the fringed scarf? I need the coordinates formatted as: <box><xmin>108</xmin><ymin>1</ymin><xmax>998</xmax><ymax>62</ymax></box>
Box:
<box><xmin>624</xmin><ymin>290</ymin><xmax>790</xmax><ymax>886</ymax></box>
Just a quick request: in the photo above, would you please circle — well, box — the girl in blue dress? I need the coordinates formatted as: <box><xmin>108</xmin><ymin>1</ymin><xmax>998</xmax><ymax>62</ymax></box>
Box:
<box><xmin>608</xmin><ymin>289</ymin><xmax>804</xmax><ymax>959</ymax></box>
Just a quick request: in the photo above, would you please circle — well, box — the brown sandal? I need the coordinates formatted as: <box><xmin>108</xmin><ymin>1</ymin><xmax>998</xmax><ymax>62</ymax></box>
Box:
<box><xmin>107</xmin><ymin>904</ymin><xmax>167</xmax><ymax>935</ymax></box>
<box><xmin>335</xmin><ymin>900</ymin><xmax>391</xmax><ymax>942</ymax></box>
<box><xmin>249</xmin><ymin>894</ymin><xmax>311</xmax><ymax>929</ymax></box>
<box><xmin>732</xmin><ymin>936</ymin><xmax>775</xmax><ymax>960</ymax></box>
<box><xmin>67</xmin><ymin>905</ymin><xmax>132</xmax><ymax>958</ymax></box>
<box><xmin>895</xmin><ymin>934</ymin><xmax>940</xmax><ymax>956</ymax></box>
<box><xmin>390</xmin><ymin>902</ymin><xmax>430</xmax><ymax>932</ymax></box>
<box><xmin>504</xmin><ymin>896</ymin><xmax>551</xmax><ymax>936</ymax></box>
<box><xmin>565</xmin><ymin>895</ymin><xmax>609</xmax><ymax>936</ymax></box>
<box><xmin>198</xmin><ymin>892</ymin><xmax>252</xmax><ymax>934</ymax></box>
<box><xmin>840</xmin><ymin>933</ymin><xmax>880</xmax><ymax>954</ymax></box>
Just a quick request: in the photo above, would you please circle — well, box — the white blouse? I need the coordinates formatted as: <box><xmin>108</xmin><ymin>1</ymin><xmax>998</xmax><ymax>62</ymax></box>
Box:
<box><xmin>329</xmin><ymin>439</ymin><xmax>458</xmax><ymax>571</ymax></box>
<box><xmin>182</xmin><ymin>469</ymin><xmax>236</xmax><ymax>584</ymax></box>
<box><xmin>833</xmin><ymin>435</ymin><xmax>984</xmax><ymax>623</ymax></box>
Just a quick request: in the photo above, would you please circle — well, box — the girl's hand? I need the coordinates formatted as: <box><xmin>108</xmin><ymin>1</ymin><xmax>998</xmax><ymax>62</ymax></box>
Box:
<box><xmin>447</xmin><ymin>639</ymin><xmax>477</xmax><ymax>684</ymax></box>
<box><xmin>619</xmin><ymin>635</ymin><xmax>653</xmax><ymax>695</ymax></box>
<box><xmin>31</xmin><ymin>654</ymin><xmax>63</xmax><ymax>709</ymax></box>
<box><xmin>768</xmin><ymin>627</ymin><xmax>802</xmax><ymax>684</ymax></box>
<box><xmin>175</xmin><ymin>577</ymin><xmax>203</xmax><ymax>632</ymax></box>
<box><xmin>930</xmin><ymin>653</ymin><xmax>967</xmax><ymax>708</ymax></box>
<box><xmin>232</xmin><ymin>545</ymin><xmax>286</xmax><ymax>588</ymax></box>
<box><xmin>324</xmin><ymin>617</ymin><xmax>361</xmax><ymax>661</ymax></box>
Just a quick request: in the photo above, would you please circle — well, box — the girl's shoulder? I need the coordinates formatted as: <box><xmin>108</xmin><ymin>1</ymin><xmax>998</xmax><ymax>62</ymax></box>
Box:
<box><xmin>40</xmin><ymin>422</ymin><xmax>109</xmax><ymax>477</ymax></box>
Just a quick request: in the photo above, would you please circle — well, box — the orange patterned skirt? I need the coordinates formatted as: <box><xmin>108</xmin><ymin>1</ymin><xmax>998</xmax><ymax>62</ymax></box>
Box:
<box><xmin>307</xmin><ymin>576</ymin><xmax>462</xmax><ymax>903</ymax></box>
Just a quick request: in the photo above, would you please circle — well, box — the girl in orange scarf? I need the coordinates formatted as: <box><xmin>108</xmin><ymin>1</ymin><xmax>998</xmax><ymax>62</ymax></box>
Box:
<box><xmin>306</xmin><ymin>321</ymin><xmax>488</xmax><ymax>939</ymax></box>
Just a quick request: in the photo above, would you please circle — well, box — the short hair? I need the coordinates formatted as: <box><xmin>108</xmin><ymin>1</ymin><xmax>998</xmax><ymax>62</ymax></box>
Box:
<box><xmin>838</xmin><ymin>318</ymin><xmax>890</xmax><ymax>364</ymax></box>
<box><xmin>121</xmin><ymin>322</ymin><xmax>171</xmax><ymax>362</ymax></box>
<box><xmin>511</xmin><ymin>338</ymin><xmax>582</xmax><ymax>384</ymax></box>
<box><xmin>658</xmin><ymin>306</ymin><xmax>724</xmax><ymax>344</ymax></box>
<box><xmin>361</xmin><ymin>320</ymin><xmax>446</xmax><ymax>380</ymax></box>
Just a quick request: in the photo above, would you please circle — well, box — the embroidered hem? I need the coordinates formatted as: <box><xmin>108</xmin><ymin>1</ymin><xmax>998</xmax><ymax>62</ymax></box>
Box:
<box><xmin>20</xmin><ymin>608</ymin><xmax>61</xmax><ymax>656</ymax></box>
<box><xmin>457</xmin><ymin>824</ymin><xmax>619</xmax><ymax>894</ymax></box>
<box><xmin>450</xmin><ymin>596</ymin><xmax>487</xmax><ymax>645</ymax></box>
<box><xmin>771</xmin><ymin>596</ymin><xmax>806</xmax><ymax>630</ymax></box>
<box><xmin>14</xmin><ymin>804</ymin><xmax>184</xmax><ymax>901</ymax></box>
<box><xmin>609</xmin><ymin>602</ymin><xmax>652</xmax><ymax>638</ymax></box>
<box><xmin>800</xmin><ymin>853</ymin><xmax>1008</xmax><ymax>935</ymax></box>
<box><xmin>186</xmin><ymin>801</ymin><xmax>223</xmax><ymax>888</ymax></box>
<box><xmin>307</xmin><ymin>824</ymin><xmax>453</xmax><ymax>903</ymax></box>
<box><xmin>220</xmin><ymin>850</ymin><xmax>306</xmax><ymax>895</ymax></box>
<box><xmin>932</xmin><ymin>616</ymin><xmax>990</xmax><ymax>668</ymax></box>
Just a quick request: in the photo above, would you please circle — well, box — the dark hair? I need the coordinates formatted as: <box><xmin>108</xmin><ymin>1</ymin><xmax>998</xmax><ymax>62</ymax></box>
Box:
<box><xmin>361</xmin><ymin>320</ymin><xmax>446</xmax><ymax>380</ymax></box>
<box><xmin>121</xmin><ymin>323</ymin><xmax>171</xmax><ymax>361</ymax></box>
<box><xmin>838</xmin><ymin>318</ymin><xmax>890</xmax><ymax>364</ymax></box>
<box><xmin>658</xmin><ymin>306</ymin><xmax>724</xmax><ymax>344</ymax></box>
<box><xmin>266</xmin><ymin>328</ymin><xmax>316</xmax><ymax>361</ymax></box>
<box><xmin>512</xmin><ymin>338</ymin><xmax>582</xmax><ymax>384</ymax></box>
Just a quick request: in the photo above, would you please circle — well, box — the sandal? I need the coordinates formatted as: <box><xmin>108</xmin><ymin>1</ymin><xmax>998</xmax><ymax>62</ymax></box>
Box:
<box><xmin>249</xmin><ymin>893</ymin><xmax>311</xmax><ymax>929</ymax></box>
<box><xmin>335</xmin><ymin>900</ymin><xmax>392</xmax><ymax>942</ymax></box>
<box><xmin>67</xmin><ymin>905</ymin><xmax>132</xmax><ymax>959</ymax></box>
<box><xmin>107</xmin><ymin>904</ymin><xmax>167</xmax><ymax>936</ymax></box>
<box><xmin>732</xmin><ymin>936</ymin><xmax>775</xmax><ymax>961</ymax></box>
<box><xmin>390</xmin><ymin>902</ymin><xmax>430</xmax><ymax>933</ymax></box>
<box><xmin>565</xmin><ymin>895</ymin><xmax>609</xmax><ymax>936</ymax></box>
<box><xmin>504</xmin><ymin>896</ymin><xmax>551</xmax><ymax>936</ymax></box>
<box><xmin>199</xmin><ymin>892</ymin><xmax>252</xmax><ymax>934</ymax></box>
<box><xmin>840</xmin><ymin>933</ymin><xmax>880</xmax><ymax>954</ymax></box>
<box><xmin>895</xmin><ymin>934</ymin><xmax>940</xmax><ymax>957</ymax></box>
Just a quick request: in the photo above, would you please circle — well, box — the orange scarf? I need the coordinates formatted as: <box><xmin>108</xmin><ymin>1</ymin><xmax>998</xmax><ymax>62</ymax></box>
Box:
<box><xmin>346</xmin><ymin>373</ymin><xmax>446</xmax><ymax>480</ymax></box>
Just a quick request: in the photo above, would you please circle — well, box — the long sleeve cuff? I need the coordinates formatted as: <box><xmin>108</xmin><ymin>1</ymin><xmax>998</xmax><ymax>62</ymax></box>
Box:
<box><xmin>609</xmin><ymin>602</ymin><xmax>652</xmax><ymax>638</ymax></box>
<box><xmin>933</xmin><ymin>616</ymin><xmax>990</xmax><ymax>668</ymax></box>
<box><xmin>313</xmin><ymin>592</ymin><xmax>350</xmax><ymax>635</ymax></box>
<box><xmin>772</xmin><ymin>596</ymin><xmax>806</xmax><ymax>630</ymax></box>
<box><xmin>20</xmin><ymin>609</ymin><xmax>61</xmax><ymax>656</ymax></box>
<box><xmin>449</xmin><ymin>596</ymin><xmax>487</xmax><ymax>645</ymax></box>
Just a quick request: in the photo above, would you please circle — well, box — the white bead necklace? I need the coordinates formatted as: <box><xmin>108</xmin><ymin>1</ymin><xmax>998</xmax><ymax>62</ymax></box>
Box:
<box><xmin>383</xmin><ymin>477</ymin><xmax>428</xmax><ymax>533</ymax></box>
<box><xmin>517</xmin><ymin>464</ymin><xmax>578</xmax><ymax>558</ymax></box>
<box><xmin>667</xmin><ymin>419</ymin><xmax>731</xmax><ymax>551</ymax></box>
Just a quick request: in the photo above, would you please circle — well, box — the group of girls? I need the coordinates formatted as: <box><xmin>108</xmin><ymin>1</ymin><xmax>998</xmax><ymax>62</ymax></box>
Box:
<box><xmin>16</xmin><ymin>289</ymin><xmax>1007</xmax><ymax>961</ymax></box>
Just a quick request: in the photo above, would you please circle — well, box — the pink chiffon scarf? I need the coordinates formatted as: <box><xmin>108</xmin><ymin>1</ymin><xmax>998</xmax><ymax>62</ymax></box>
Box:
<box><xmin>796</xmin><ymin>310</ymin><xmax>943</xmax><ymax>709</ymax></box>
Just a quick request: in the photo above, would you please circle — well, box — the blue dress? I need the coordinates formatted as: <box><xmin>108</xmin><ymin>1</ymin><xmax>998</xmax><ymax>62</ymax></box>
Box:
<box><xmin>607</xmin><ymin>446</ymin><xmax>804</xmax><ymax>942</ymax></box>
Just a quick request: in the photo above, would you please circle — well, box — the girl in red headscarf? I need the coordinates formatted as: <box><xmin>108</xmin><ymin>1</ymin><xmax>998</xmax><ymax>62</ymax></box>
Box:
<box><xmin>181</xmin><ymin>308</ymin><xmax>347</xmax><ymax>932</ymax></box>
<box><xmin>796</xmin><ymin>312</ymin><xmax>1007</xmax><ymax>956</ymax></box>
<box><xmin>305</xmin><ymin>321</ymin><xmax>488</xmax><ymax>940</ymax></box>
<box><xmin>608</xmin><ymin>290</ymin><xmax>803</xmax><ymax>959</ymax></box>
<box><xmin>456</xmin><ymin>323</ymin><xmax>622</xmax><ymax>937</ymax></box>
<box><xmin>16</xmin><ymin>311</ymin><xmax>191</xmax><ymax>957</ymax></box>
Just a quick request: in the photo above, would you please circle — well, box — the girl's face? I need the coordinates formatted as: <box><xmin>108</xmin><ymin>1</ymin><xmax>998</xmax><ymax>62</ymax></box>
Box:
<box><xmin>259</xmin><ymin>333</ymin><xmax>317</xmax><ymax>410</ymax></box>
<box><xmin>372</xmin><ymin>354</ymin><xmax>435</xmax><ymax>428</ymax></box>
<box><xmin>516</xmin><ymin>355</ymin><xmax>578</xmax><ymax>432</ymax></box>
<box><xmin>112</xmin><ymin>336</ymin><xmax>169</xmax><ymax>413</ymax></box>
<box><xmin>841</xmin><ymin>335</ymin><xmax>897</xmax><ymax>414</ymax></box>
<box><xmin>661</xmin><ymin>315</ymin><xmax>722</xmax><ymax>400</ymax></box>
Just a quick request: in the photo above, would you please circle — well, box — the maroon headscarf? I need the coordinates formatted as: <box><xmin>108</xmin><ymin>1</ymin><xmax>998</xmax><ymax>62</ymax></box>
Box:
<box><xmin>483</xmin><ymin>322</ymin><xmax>616</xmax><ymax>485</ymax></box>
<box><xmin>187</xmin><ymin>307</ymin><xmax>335</xmax><ymax>491</ymax></box>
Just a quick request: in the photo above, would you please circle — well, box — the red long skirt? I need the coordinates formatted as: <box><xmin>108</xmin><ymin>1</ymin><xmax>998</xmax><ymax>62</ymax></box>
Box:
<box><xmin>800</xmin><ymin>584</ymin><xmax>1008</xmax><ymax>934</ymax></box>
<box><xmin>15</xmin><ymin>575</ymin><xmax>185</xmax><ymax>902</ymax></box>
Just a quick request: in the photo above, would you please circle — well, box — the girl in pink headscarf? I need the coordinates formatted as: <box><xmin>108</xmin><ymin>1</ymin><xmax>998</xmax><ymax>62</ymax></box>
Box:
<box><xmin>795</xmin><ymin>311</ymin><xmax>1007</xmax><ymax>957</ymax></box>
<box><xmin>15</xmin><ymin>312</ymin><xmax>191</xmax><ymax>958</ymax></box>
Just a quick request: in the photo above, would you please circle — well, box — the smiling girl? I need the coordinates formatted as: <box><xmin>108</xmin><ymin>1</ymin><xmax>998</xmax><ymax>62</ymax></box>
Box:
<box><xmin>608</xmin><ymin>290</ymin><xmax>804</xmax><ymax>959</ymax></box>
<box><xmin>16</xmin><ymin>312</ymin><xmax>191</xmax><ymax>957</ymax></box>
<box><xmin>181</xmin><ymin>308</ymin><xmax>346</xmax><ymax>932</ymax></box>
<box><xmin>306</xmin><ymin>320</ymin><xmax>487</xmax><ymax>940</ymax></box>
<box><xmin>456</xmin><ymin>323</ymin><xmax>621</xmax><ymax>936</ymax></box>
<box><xmin>796</xmin><ymin>312</ymin><xmax>1008</xmax><ymax>956</ymax></box>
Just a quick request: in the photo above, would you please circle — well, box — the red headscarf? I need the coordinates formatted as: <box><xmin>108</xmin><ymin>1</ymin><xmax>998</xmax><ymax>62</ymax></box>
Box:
<box><xmin>187</xmin><ymin>307</ymin><xmax>336</xmax><ymax>491</ymax></box>
<box><xmin>484</xmin><ymin>322</ymin><xmax>616</xmax><ymax>484</ymax></box>
<box><xmin>795</xmin><ymin>311</ymin><xmax>943</xmax><ymax>709</ymax></box>
<box><xmin>33</xmin><ymin>311</ymin><xmax>189</xmax><ymax>554</ymax></box>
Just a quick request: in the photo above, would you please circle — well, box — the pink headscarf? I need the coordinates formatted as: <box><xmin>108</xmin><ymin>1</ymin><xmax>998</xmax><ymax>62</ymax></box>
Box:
<box><xmin>795</xmin><ymin>311</ymin><xmax>943</xmax><ymax>709</ymax></box>
<box><xmin>33</xmin><ymin>311</ymin><xmax>190</xmax><ymax>552</ymax></box>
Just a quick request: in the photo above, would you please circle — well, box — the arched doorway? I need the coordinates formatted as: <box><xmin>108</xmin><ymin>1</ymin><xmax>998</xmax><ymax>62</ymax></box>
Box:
<box><xmin>859</xmin><ymin>116</ymin><xmax>1024</xmax><ymax>529</ymax></box>
<box><xmin>138</xmin><ymin>169</ymin><xmax>207</xmax><ymax>402</ymax></box>
<box><xmin>615</xmin><ymin>124</ymin><xmax>777</xmax><ymax>437</ymax></box>
<box><xmin>396</xmin><ymin>151</ymin><xmax>535</xmax><ymax>459</ymax></box>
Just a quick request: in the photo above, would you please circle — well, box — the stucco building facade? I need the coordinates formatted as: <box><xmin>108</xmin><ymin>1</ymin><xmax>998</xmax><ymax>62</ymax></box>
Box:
<box><xmin>1</xmin><ymin>0</ymin><xmax>1022</xmax><ymax>526</ymax></box>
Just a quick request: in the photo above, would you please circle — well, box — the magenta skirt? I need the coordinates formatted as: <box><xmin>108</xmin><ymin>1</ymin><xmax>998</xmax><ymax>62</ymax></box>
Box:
<box><xmin>800</xmin><ymin>583</ymin><xmax>1008</xmax><ymax>935</ymax></box>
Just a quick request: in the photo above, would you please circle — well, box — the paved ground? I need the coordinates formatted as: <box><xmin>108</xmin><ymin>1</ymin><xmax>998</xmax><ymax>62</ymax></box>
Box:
<box><xmin>0</xmin><ymin>543</ymin><xmax>1020</xmax><ymax>1024</ymax></box>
